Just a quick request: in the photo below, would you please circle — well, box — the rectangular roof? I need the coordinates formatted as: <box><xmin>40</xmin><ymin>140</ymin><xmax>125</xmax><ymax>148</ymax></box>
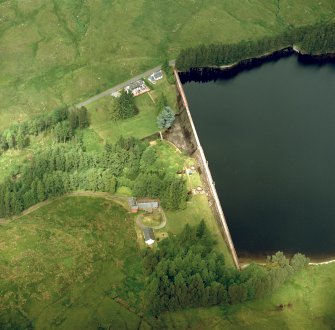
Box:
<box><xmin>128</xmin><ymin>80</ymin><xmax>145</xmax><ymax>90</ymax></box>
<box><xmin>143</xmin><ymin>227</ymin><xmax>155</xmax><ymax>241</ymax></box>
<box><xmin>153</xmin><ymin>71</ymin><xmax>163</xmax><ymax>79</ymax></box>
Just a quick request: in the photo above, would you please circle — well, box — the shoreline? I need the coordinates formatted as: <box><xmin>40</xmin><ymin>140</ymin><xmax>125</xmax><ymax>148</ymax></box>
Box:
<box><xmin>239</xmin><ymin>255</ymin><xmax>335</xmax><ymax>267</ymax></box>
<box><xmin>178</xmin><ymin>46</ymin><xmax>335</xmax><ymax>83</ymax></box>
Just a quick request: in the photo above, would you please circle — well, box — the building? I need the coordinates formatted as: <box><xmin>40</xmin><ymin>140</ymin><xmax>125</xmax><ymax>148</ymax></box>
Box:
<box><xmin>129</xmin><ymin>197</ymin><xmax>139</xmax><ymax>213</ymax></box>
<box><xmin>148</xmin><ymin>70</ymin><xmax>163</xmax><ymax>84</ymax></box>
<box><xmin>125</xmin><ymin>80</ymin><xmax>149</xmax><ymax>96</ymax></box>
<box><xmin>143</xmin><ymin>227</ymin><xmax>155</xmax><ymax>245</ymax></box>
<box><xmin>137</xmin><ymin>198</ymin><xmax>159</xmax><ymax>210</ymax></box>
<box><xmin>128</xmin><ymin>197</ymin><xmax>159</xmax><ymax>213</ymax></box>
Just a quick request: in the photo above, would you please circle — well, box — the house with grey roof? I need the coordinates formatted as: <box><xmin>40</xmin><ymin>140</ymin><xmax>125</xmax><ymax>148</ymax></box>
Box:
<box><xmin>125</xmin><ymin>80</ymin><xmax>149</xmax><ymax>96</ymax></box>
<box><xmin>148</xmin><ymin>70</ymin><xmax>163</xmax><ymax>84</ymax></box>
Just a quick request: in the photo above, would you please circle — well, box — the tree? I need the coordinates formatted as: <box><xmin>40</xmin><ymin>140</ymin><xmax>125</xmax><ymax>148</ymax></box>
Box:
<box><xmin>290</xmin><ymin>253</ymin><xmax>309</xmax><ymax>271</ymax></box>
<box><xmin>157</xmin><ymin>106</ymin><xmax>175</xmax><ymax>129</ymax></box>
<box><xmin>53</xmin><ymin>121</ymin><xmax>73</xmax><ymax>143</ymax></box>
<box><xmin>162</xmin><ymin>59</ymin><xmax>175</xmax><ymax>84</ymax></box>
<box><xmin>78</xmin><ymin>107</ymin><xmax>89</xmax><ymax>128</ymax></box>
<box><xmin>140</xmin><ymin>147</ymin><xmax>157</xmax><ymax>168</ymax></box>
<box><xmin>112</xmin><ymin>90</ymin><xmax>138</xmax><ymax>120</ymax></box>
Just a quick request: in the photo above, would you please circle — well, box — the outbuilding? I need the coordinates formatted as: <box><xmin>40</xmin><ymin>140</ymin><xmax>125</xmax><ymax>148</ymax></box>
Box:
<box><xmin>143</xmin><ymin>227</ymin><xmax>155</xmax><ymax>245</ymax></box>
<box><xmin>148</xmin><ymin>70</ymin><xmax>163</xmax><ymax>84</ymax></box>
<box><xmin>137</xmin><ymin>198</ymin><xmax>159</xmax><ymax>211</ymax></box>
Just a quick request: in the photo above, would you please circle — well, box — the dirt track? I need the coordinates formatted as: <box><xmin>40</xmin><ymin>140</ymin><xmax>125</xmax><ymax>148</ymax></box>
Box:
<box><xmin>0</xmin><ymin>191</ymin><xmax>128</xmax><ymax>224</ymax></box>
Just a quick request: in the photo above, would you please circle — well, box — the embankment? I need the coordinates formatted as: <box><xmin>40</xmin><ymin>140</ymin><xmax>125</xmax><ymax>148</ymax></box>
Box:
<box><xmin>171</xmin><ymin>69</ymin><xmax>240</xmax><ymax>269</ymax></box>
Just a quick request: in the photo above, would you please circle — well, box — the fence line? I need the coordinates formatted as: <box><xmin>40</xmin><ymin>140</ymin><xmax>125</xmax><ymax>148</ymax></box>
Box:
<box><xmin>174</xmin><ymin>69</ymin><xmax>240</xmax><ymax>269</ymax></box>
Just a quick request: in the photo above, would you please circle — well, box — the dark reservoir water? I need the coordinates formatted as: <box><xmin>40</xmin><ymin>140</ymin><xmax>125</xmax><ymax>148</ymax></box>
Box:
<box><xmin>182</xmin><ymin>56</ymin><xmax>335</xmax><ymax>259</ymax></box>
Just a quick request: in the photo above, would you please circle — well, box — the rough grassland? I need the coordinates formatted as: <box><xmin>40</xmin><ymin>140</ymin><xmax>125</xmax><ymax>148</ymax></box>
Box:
<box><xmin>0</xmin><ymin>196</ymin><xmax>146</xmax><ymax>329</ymax></box>
<box><xmin>1</xmin><ymin>196</ymin><xmax>334</xmax><ymax>329</ymax></box>
<box><xmin>0</xmin><ymin>0</ymin><xmax>334</xmax><ymax>130</ymax></box>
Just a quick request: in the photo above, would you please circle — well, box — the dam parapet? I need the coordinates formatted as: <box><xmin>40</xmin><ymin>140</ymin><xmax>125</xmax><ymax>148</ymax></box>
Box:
<box><xmin>165</xmin><ymin>69</ymin><xmax>240</xmax><ymax>269</ymax></box>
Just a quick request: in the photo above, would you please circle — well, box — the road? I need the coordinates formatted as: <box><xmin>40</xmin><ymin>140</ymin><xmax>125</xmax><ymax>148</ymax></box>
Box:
<box><xmin>76</xmin><ymin>60</ymin><xmax>175</xmax><ymax>108</ymax></box>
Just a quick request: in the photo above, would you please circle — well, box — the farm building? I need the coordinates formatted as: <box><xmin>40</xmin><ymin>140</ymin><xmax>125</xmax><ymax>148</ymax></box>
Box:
<box><xmin>143</xmin><ymin>227</ymin><xmax>155</xmax><ymax>245</ymax></box>
<box><xmin>128</xmin><ymin>198</ymin><xmax>159</xmax><ymax>213</ymax></box>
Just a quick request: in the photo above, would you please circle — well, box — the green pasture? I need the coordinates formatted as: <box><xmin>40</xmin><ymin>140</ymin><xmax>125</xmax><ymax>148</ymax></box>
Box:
<box><xmin>0</xmin><ymin>0</ymin><xmax>334</xmax><ymax>131</ymax></box>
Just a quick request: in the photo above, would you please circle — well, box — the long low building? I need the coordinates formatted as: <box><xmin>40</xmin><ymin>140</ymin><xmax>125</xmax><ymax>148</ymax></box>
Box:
<box><xmin>129</xmin><ymin>197</ymin><xmax>159</xmax><ymax>213</ymax></box>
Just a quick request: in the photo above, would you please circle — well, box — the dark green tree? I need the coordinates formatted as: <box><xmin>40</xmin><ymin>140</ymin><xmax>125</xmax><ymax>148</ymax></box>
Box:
<box><xmin>112</xmin><ymin>90</ymin><xmax>138</xmax><ymax>120</ymax></box>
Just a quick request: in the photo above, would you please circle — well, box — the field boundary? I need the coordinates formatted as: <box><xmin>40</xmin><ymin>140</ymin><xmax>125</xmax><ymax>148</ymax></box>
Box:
<box><xmin>174</xmin><ymin>69</ymin><xmax>240</xmax><ymax>269</ymax></box>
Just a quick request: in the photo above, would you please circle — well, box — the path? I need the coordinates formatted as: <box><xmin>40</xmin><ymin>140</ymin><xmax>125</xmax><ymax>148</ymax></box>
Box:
<box><xmin>135</xmin><ymin>207</ymin><xmax>167</xmax><ymax>230</ymax></box>
<box><xmin>0</xmin><ymin>191</ymin><xmax>129</xmax><ymax>224</ymax></box>
<box><xmin>76</xmin><ymin>60</ymin><xmax>175</xmax><ymax>108</ymax></box>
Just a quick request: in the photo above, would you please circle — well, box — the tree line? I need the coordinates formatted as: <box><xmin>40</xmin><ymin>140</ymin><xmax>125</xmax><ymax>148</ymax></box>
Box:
<box><xmin>0</xmin><ymin>137</ymin><xmax>187</xmax><ymax>217</ymax></box>
<box><xmin>176</xmin><ymin>22</ymin><xmax>335</xmax><ymax>71</ymax></box>
<box><xmin>0</xmin><ymin>106</ymin><xmax>89</xmax><ymax>153</ymax></box>
<box><xmin>143</xmin><ymin>221</ymin><xmax>310</xmax><ymax>315</ymax></box>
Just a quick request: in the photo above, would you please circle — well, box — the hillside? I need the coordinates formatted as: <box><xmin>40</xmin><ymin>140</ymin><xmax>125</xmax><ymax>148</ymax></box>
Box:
<box><xmin>1</xmin><ymin>0</ymin><xmax>334</xmax><ymax>130</ymax></box>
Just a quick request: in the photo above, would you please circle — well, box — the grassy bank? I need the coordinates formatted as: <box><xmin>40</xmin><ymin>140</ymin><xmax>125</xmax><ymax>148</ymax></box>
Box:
<box><xmin>0</xmin><ymin>0</ymin><xmax>334</xmax><ymax>130</ymax></box>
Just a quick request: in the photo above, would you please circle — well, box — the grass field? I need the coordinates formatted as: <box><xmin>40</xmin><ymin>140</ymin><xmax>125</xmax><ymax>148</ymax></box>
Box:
<box><xmin>1</xmin><ymin>195</ymin><xmax>334</xmax><ymax>329</ymax></box>
<box><xmin>0</xmin><ymin>0</ymin><xmax>334</xmax><ymax>131</ymax></box>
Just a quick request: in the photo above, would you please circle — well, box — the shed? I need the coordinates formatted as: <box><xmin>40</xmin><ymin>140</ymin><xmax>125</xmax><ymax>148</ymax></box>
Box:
<box><xmin>143</xmin><ymin>227</ymin><xmax>155</xmax><ymax>245</ymax></box>
<box><xmin>137</xmin><ymin>198</ymin><xmax>159</xmax><ymax>210</ymax></box>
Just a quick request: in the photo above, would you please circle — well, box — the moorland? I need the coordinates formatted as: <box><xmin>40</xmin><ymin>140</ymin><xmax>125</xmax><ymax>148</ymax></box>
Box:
<box><xmin>1</xmin><ymin>1</ymin><xmax>335</xmax><ymax>329</ymax></box>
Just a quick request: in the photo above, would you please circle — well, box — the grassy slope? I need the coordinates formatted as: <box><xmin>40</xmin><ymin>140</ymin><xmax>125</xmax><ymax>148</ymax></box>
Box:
<box><xmin>0</xmin><ymin>0</ymin><xmax>334</xmax><ymax>130</ymax></box>
<box><xmin>0</xmin><ymin>196</ymin><xmax>147</xmax><ymax>330</ymax></box>
<box><xmin>160</xmin><ymin>263</ymin><xmax>335</xmax><ymax>329</ymax></box>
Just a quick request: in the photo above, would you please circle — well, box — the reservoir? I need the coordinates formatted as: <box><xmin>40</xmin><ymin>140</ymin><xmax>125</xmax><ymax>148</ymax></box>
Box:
<box><xmin>181</xmin><ymin>55</ymin><xmax>335</xmax><ymax>260</ymax></box>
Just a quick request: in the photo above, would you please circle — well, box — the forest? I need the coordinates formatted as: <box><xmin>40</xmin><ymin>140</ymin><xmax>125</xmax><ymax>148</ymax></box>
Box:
<box><xmin>0</xmin><ymin>107</ymin><xmax>89</xmax><ymax>153</ymax></box>
<box><xmin>176</xmin><ymin>21</ymin><xmax>335</xmax><ymax>71</ymax></box>
<box><xmin>0</xmin><ymin>135</ymin><xmax>187</xmax><ymax>218</ymax></box>
<box><xmin>143</xmin><ymin>221</ymin><xmax>310</xmax><ymax>315</ymax></box>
